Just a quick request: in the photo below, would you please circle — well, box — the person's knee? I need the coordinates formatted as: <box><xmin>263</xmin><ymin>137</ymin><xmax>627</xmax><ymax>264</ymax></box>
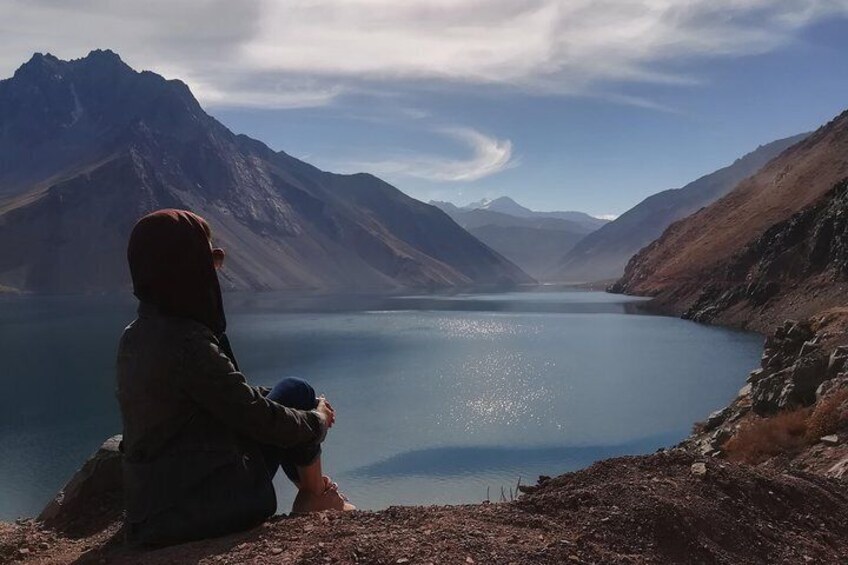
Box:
<box><xmin>268</xmin><ymin>377</ymin><xmax>317</xmax><ymax>410</ymax></box>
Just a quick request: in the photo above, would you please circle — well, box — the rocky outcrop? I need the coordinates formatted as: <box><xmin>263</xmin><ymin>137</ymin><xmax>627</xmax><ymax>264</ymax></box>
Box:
<box><xmin>685</xmin><ymin>313</ymin><xmax>848</xmax><ymax>470</ymax></box>
<box><xmin>675</xmin><ymin>179</ymin><xmax>848</xmax><ymax>331</ymax></box>
<box><xmin>749</xmin><ymin>320</ymin><xmax>828</xmax><ymax>415</ymax></box>
<box><xmin>38</xmin><ymin>436</ymin><xmax>123</xmax><ymax>537</ymax></box>
<box><xmin>614</xmin><ymin>106</ymin><xmax>848</xmax><ymax>333</ymax></box>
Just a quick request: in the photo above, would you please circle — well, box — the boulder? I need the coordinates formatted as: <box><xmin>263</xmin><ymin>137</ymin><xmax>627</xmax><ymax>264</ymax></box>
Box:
<box><xmin>38</xmin><ymin>434</ymin><xmax>123</xmax><ymax>536</ymax></box>
<box><xmin>690</xmin><ymin>462</ymin><xmax>707</xmax><ymax>477</ymax></box>
<box><xmin>788</xmin><ymin>354</ymin><xmax>829</xmax><ymax>405</ymax></box>
<box><xmin>752</xmin><ymin>367</ymin><xmax>793</xmax><ymax>415</ymax></box>
<box><xmin>752</xmin><ymin>353</ymin><xmax>828</xmax><ymax>415</ymax></box>
<box><xmin>703</xmin><ymin>407</ymin><xmax>731</xmax><ymax>432</ymax></box>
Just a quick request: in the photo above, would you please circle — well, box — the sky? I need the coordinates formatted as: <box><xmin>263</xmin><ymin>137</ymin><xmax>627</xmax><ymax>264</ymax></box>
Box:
<box><xmin>2</xmin><ymin>1</ymin><xmax>848</xmax><ymax>217</ymax></box>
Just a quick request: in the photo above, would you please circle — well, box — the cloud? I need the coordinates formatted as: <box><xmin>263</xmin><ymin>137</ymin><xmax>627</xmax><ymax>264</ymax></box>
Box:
<box><xmin>0</xmin><ymin>0</ymin><xmax>846</xmax><ymax>108</ymax></box>
<box><xmin>343</xmin><ymin>128</ymin><xmax>516</xmax><ymax>182</ymax></box>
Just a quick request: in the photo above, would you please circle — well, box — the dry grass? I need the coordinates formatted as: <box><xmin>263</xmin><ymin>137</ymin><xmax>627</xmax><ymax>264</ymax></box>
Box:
<box><xmin>723</xmin><ymin>387</ymin><xmax>848</xmax><ymax>464</ymax></box>
<box><xmin>805</xmin><ymin>388</ymin><xmax>848</xmax><ymax>441</ymax></box>
<box><xmin>723</xmin><ymin>408</ymin><xmax>812</xmax><ymax>464</ymax></box>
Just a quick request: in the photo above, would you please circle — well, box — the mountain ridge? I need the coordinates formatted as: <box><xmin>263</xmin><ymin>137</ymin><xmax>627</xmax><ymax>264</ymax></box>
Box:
<box><xmin>550</xmin><ymin>133</ymin><xmax>810</xmax><ymax>283</ymax></box>
<box><xmin>429</xmin><ymin>199</ymin><xmax>597</xmax><ymax>279</ymax></box>
<box><xmin>452</xmin><ymin>196</ymin><xmax>608</xmax><ymax>231</ymax></box>
<box><xmin>0</xmin><ymin>50</ymin><xmax>533</xmax><ymax>293</ymax></box>
<box><xmin>613</xmin><ymin>107</ymin><xmax>848</xmax><ymax>332</ymax></box>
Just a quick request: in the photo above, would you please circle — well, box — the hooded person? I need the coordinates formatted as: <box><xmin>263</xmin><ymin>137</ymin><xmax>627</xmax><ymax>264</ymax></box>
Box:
<box><xmin>117</xmin><ymin>209</ymin><xmax>351</xmax><ymax>547</ymax></box>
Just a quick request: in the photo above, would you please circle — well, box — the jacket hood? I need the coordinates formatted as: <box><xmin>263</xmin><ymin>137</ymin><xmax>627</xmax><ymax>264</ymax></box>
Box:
<box><xmin>127</xmin><ymin>209</ymin><xmax>226</xmax><ymax>336</ymax></box>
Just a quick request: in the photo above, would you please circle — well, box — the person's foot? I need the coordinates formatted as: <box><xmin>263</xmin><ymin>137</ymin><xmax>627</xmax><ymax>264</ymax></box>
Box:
<box><xmin>291</xmin><ymin>479</ymin><xmax>356</xmax><ymax>513</ymax></box>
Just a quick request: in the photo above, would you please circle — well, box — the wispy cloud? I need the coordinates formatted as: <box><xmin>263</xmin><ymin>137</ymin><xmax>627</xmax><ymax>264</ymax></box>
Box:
<box><xmin>343</xmin><ymin>128</ymin><xmax>516</xmax><ymax>182</ymax></box>
<box><xmin>0</xmin><ymin>0</ymin><xmax>846</xmax><ymax>108</ymax></box>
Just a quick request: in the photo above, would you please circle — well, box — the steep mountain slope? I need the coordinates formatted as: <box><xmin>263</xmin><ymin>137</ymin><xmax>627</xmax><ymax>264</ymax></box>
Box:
<box><xmin>0</xmin><ymin>51</ymin><xmax>532</xmax><ymax>293</ymax></box>
<box><xmin>429</xmin><ymin>202</ymin><xmax>594</xmax><ymax>278</ymax></box>
<box><xmin>614</xmin><ymin>109</ymin><xmax>848</xmax><ymax>332</ymax></box>
<box><xmin>551</xmin><ymin>133</ymin><xmax>809</xmax><ymax>283</ymax></box>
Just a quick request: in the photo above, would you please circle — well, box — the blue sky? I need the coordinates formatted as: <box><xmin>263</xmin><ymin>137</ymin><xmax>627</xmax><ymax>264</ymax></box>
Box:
<box><xmin>2</xmin><ymin>1</ymin><xmax>848</xmax><ymax>217</ymax></box>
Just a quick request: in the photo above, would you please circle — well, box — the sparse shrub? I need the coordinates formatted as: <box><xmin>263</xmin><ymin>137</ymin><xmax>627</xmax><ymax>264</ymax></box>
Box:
<box><xmin>805</xmin><ymin>388</ymin><xmax>848</xmax><ymax>442</ymax></box>
<box><xmin>723</xmin><ymin>408</ymin><xmax>812</xmax><ymax>464</ymax></box>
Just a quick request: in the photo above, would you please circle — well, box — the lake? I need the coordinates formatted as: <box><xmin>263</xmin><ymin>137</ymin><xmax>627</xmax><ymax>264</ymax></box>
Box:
<box><xmin>0</xmin><ymin>289</ymin><xmax>763</xmax><ymax>520</ymax></box>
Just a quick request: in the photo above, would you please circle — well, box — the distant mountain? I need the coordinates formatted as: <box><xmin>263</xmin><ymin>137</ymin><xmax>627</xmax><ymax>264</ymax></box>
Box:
<box><xmin>613</xmin><ymin>108</ymin><xmax>848</xmax><ymax>332</ymax></box>
<box><xmin>550</xmin><ymin>133</ymin><xmax>810</xmax><ymax>283</ymax></box>
<box><xmin>460</xmin><ymin>196</ymin><xmax>608</xmax><ymax>231</ymax></box>
<box><xmin>429</xmin><ymin>200</ymin><xmax>598</xmax><ymax>279</ymax></box>
<box><xmin>0</xmin><ymin>50</ymin><xmax>532</xmax><ymax>293</ymax></box>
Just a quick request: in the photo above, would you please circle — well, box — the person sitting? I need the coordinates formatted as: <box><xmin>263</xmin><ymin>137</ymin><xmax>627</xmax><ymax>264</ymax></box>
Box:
<box><xmin>116</xmin><ymin>209</ymin><xmax>353</xmax><ymax>547</ymax></box>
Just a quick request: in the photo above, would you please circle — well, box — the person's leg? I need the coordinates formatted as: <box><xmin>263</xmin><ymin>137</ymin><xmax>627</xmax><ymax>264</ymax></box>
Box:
<box><xmin>264</xmin><ymin>377</ymin><xmax>355</xmax><ymax>513</ymax></box>
<box><xmin>264</xmin><ymin>377</ymin><xmax>322</xmax><ymax>490</ymax></box>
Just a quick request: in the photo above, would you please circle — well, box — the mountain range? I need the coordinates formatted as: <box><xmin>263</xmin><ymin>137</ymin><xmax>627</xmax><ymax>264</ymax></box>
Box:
<box><xmin>429</xmin><ymin>197</ymin><xmax>606</xmax><ymax>279</ymax></box>
<box><xmin>0</xmin><ymin>51</ymin><xmax>532</xmax><ymax>293</ymax></box>
<box><xmin>550</xmin><ymin>133</ymin><xmax>810</xmax><ymax>283</ymax></box>
<box><xmin>614</xmin><ymin>108</ymin><xmax>848</xmax><ymax>332</ymax></box>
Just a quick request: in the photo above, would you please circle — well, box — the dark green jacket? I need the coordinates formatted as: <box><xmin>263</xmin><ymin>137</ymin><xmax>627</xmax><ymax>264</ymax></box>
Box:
<box><xmin>116</xmin><ymin>303</ymin><xmax>326</xmax><ymax>545</ymax></box>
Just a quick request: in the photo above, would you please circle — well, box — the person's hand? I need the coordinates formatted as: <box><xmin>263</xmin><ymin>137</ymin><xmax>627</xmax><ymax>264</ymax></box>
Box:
<box><xmin>317</xmin><ymin>396</ymin><xmax>335</xmax><ymax>428</ymax></box>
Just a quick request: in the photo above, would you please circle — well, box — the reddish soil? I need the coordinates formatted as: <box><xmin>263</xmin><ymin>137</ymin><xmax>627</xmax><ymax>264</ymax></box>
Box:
<box><xmin>3</xmin><ymin>451</ymin><xmax>848</xmax><ymax>565</ymax></box>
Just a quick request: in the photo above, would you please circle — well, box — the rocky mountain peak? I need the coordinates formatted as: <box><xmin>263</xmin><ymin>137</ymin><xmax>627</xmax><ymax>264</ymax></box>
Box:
<box><xmin>0</xmin><ymin>50</ymin><xmax>532</xmax><ymax>293</ymax></box>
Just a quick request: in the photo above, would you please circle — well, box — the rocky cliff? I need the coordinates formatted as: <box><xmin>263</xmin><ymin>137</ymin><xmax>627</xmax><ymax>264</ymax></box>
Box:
<box><xmin>0</xmin><ymin>51</ymin><xmax>532</xmax><ymax>293</ymax></box>
<box><xmin>613</xmin><ymin>108</ymin><xmax>848</xmax><ymax>331</ymax></box>
<box><xmin>685</xmin><ymin>312</ymin><xmax>848</xmax><ymax>483</ymax></box>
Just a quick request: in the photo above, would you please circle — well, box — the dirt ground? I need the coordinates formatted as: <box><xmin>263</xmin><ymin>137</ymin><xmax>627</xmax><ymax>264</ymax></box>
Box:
<box><xmin>3</xmin><ymin>450</ymin><xmax>848</xmax><ymax>565</ymax></box>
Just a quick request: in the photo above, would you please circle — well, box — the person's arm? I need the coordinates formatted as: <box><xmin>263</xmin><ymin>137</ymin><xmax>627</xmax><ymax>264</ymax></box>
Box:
<box><xmin>180</xmin><ymin>329</ymin><xmax>327</xmax><ymax>448</ymax></box>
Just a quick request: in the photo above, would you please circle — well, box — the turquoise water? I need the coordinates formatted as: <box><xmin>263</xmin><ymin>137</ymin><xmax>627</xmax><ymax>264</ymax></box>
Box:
<box><xmin>0</xmin><ymin>290</ymin><xmax>762</xmax><ymax>519</ymax></box>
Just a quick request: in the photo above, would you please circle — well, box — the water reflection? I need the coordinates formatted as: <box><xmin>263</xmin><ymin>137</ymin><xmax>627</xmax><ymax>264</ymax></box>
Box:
<box><xmin>350</xmin><ymin>435</ymin><xmax>677</xmax><ymax>477</ymax></box>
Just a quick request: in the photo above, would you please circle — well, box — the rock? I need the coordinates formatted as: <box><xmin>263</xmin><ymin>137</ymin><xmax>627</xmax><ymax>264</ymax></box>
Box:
<box><xmin>710</xmin><ymin>428</ymin><xmax>732</xmax><ymax>448</ymax></box>
<box><xmin>38</xmin><ymin>435</ymin><xmax>123</xmax><ymax>534</ymax></box>
<box><xmin>799</xmin><ymin>339</ymin><xmax>821</xmax><ymax>358</ymax></box>
<box><xmin>820</xmin><ymin>435</ymin><xmax>840</xmax><ymax>446</ymax></box>
<box><xmin>826</xmin><ymin>456</ymin><xmax>848</xmax><ymax>479</ymax></box>
<box><xmin>787</xmin><ymin>354</ymin><xmax>829</xmax><ymax>404</ymax></box>
<box><xmin>690</xmin><ymin>463</ymin><xmax>707</xmax><ymax>477</ymax></box>
<box><xmin>827</xmin><ymin>346</ymin><xmax>848</xmax><ymax>376</ymax></box>
<box><xmin>786</xmin><ymin>321</ymin><xmax>813</xmax><ymax>343</ymax></box>
<box><xmin>752</xmin><ymin>367</ymin><xmax>792</xmax><ymax>415</ymax></box>
<box><xmin>817</xmin><ymin>375</ymin><xmax>848</xmax><ymax>399</ymax></box>
<box><xmin>752</xmin><ymin>351</ymin><xmax>829</xmax><ymax>415</ymax></box>
<box><xmin>702</xmin><ymin>407</ymin><xmax>731</xmax><ymax>432</ymax></box>
<box><xmin>738</xmin><ymin>383</ymin><xmax>753</xmax><ymax>397</ymax></box>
